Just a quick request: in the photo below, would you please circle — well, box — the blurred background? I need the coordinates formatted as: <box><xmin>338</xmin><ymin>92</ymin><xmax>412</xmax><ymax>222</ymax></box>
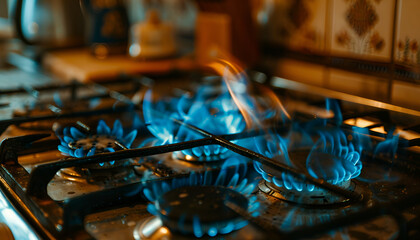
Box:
<box><xmin>0</xmin><ymin>0</ymin><xmax>419</xmax><ymax>110</ymax></box>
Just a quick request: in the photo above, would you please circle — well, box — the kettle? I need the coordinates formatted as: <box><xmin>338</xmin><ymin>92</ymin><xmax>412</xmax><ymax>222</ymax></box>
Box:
<box><xmin>13</xmin><ymin>0</ymin><xmax>85</xmax><ymax>47</ymax></box>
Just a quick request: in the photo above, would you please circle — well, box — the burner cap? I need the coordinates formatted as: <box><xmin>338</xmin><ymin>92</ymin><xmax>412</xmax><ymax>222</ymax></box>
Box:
<box><xmin>172</xmin><ymin>146</ymin><xmax>231</xmax><ymax>163</ymax></box>
<box><xmin>58</xmin><ymin>162</ymin><xmax>136</xmax><ymax>183</ymax></box>
<box><xmin>157</xmin><ymin>185</ymin><xmax>248</xmax><ymax>236</ymax></box>
<box><xmin>142</xmin><ymin>170</ymin><xmax>260</xmax><ymax>238</ymax></box>
<box><xmin>69</xmin><ymin>135</ymin><xmax>118</xmax><ymax>152</ymax></box>
<box><xmin>259</xmin><ymin>180</ymin><xmax>356</xmax><ymax>207</ymax></box>
<box><xmin>57</xmin><ymin>120</ymin><xmax>138</xmax><ymax>169</ymax></box>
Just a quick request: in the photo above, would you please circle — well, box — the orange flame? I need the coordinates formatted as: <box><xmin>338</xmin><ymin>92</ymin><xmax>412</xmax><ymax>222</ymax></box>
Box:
<box><xmin>260</xmin><ymin>84</ymin><xmax>291</xmax><ymax>120</ymax></box>
<box><xmin>207</xmin><ymin>59</ymin><xmax>255</xmax><ymax>128</ymax></box>
<box><xmin>206</xmin><ymin>58</ymin><xmax>290</xmax><ymax>129</ymax></box>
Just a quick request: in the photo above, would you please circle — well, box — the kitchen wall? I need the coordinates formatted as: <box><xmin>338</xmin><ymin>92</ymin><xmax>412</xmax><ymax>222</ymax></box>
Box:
<box><xmin>1</xmin><ymin>0</ymin><xmax>418</xmax><ymax>109</ymax></box>
<box><xmin>255</xmin><ymin>0</ymin><xmax>420</xmax><ymax>110</ymax></box>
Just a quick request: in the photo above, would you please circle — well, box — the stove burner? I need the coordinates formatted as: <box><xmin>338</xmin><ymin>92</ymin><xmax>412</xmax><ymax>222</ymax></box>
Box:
<box><xmin>142</xmin><ymin>76</ymin><xmax>250</xmax><ymax>163</ymax></box>
<box><xmin>258</xmin><ymin>180</ymin><xmax>356</xmax><ymax>206</ymax></box>
<box><xmin>159</xmin><ymin>186</ymin><xmax>247</xmax><ymax>237</ymax></box>
<box><xmin>57</xmin><ymin>119</ymin><xmax>137</xmax><ymax>168</ymax></box>
<box><xmin>172</xmin><ymin>145</ymin><xmax>231</xmax><ymax>163</ymax></box>
<box><xmin>254</xmin><ymin>129</ymin><xmax>363</xmax><ymax>205</ymax></box>
<box><xmin>306</xmin><ymin>130</ymin><xmax>362</xmax><ymax>184</ymax></box>
<box><xmin>141</xmin><ymin>170</ymin><xmax>259</xmax><ymax>238</ymax></box>
<box><xmin>58</xmin><ymin>161</ymin><xmax>136</xmax><ymax>183</ymax></box>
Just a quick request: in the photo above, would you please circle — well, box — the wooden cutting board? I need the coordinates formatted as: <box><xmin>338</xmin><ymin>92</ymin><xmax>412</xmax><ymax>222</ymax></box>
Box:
<box><xmin>43</xmin><ymin>48</ymin><xmax>197</xmax><ymax>82</ymax></box>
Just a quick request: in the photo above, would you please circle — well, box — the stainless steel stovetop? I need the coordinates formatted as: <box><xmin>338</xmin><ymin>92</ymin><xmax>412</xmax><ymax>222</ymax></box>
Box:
<box><xmin>0</xmin><ymin>68</ymin><xmax>419</xmax><ymax>240</ymax></box>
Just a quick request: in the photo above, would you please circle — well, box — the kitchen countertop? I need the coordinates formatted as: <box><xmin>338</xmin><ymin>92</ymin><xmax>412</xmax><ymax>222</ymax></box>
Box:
<box><xmin>43</xmin><ymin>48</ymin><xmax>197</xmax><ymax>82</ymax></box>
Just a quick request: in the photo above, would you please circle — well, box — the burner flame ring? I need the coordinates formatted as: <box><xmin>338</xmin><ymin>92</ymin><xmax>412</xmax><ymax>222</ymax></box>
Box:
<box><xmin>142</xmin><ymin>171</ymin><xmax>260</xmax><ymax>238</ymax></box>
<box><xmin>57</xmin><ymin>119</ymin><xmax>137</xmax><ymax>168</ymax></box>
<box><xmin>173</xmin><ymin>145</ymin><xmax>232</xmax><ymax>162</ymax></box>
<box><xmin>254</xmin><ymin>130</ymin><xmax>363</xmax><ymax>193</ymax></box>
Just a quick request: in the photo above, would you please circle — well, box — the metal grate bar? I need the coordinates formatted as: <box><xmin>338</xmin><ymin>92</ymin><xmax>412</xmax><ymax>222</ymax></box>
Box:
<box><xmin>27</xmin><ymin>137</ymin><xmax>217</xmax><ymax>198</ymax></box>
<box><xmin>0</xmin><ymin>104</ymin><xmax>136</xmax><ymax>135</ymax></box>
<box><xmin>212</xmin><ymin>136</ymin><xmax>363</xmax><ymax>202</ymax></box>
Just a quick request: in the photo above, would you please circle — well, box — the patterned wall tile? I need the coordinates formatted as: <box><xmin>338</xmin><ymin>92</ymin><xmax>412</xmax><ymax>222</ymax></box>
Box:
<box><xmin>260</xmin><ymin>0</ymin><xmax>328</xmax><ymax>53</ymax></box>
<box><xmin>394</xmin><ymin>0</ymin><xmax>420</xmax><ymax>67</ymax></box>
<box><xmin>329</xmin><ymin>0</ymin><xmax>395</xmax><ymax>61</ymax></box>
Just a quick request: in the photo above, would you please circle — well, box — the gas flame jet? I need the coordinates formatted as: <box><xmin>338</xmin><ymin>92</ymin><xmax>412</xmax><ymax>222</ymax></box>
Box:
<box><xmin>253</xmin><ymin>97</ymin><xmax>363</xmax><ymax>193</ymax></box>
<box><xmin>206</xmin><ymin>58</ymin><xmax>291</xmax><ymax>130</ymax></box>
<box><xmin>140</xmin><ymin>57</ymin><xmax>289</xmax><ymax>163</ymax></box>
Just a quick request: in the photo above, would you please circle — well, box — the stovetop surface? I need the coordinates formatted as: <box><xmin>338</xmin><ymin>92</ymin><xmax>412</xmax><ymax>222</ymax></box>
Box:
<box><xmin>0</xmin><ymin>69</ymin><xmax>419</xmax><ymax>240</ymax></box>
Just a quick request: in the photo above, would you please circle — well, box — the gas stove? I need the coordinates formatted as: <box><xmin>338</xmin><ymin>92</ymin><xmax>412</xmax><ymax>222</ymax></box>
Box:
<box><xmin>0</xmin><ymin>64</ymin><xmax>419</xmax><ymax>240</ymax></box>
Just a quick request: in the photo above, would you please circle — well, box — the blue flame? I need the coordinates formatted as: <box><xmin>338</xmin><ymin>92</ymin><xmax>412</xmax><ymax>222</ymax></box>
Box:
<box><xmin>88</xmin><ymin>97</ymin><xmax>102</xmax><ymax>109</ymax></box>
<box><xmin>351</xmin><ymin>126</ymin><xmax>373</xmax><ymax>153</ymax></box>
<box><xmin>142</xmin><ymin>89</ymin><xmax>181</xmax><ymax>145</ymax></box>
<box><xmin>53</xmin><ymin>92</ymin><xmax>63</xmax><ymax>108</ymax></box>
<box><xmin>142</xmin><ymin>77</ymin><xmax>250</xmax><ymax>160</ymax></box>
<box><xmin>302</xmin><ymin>99</ymin><xmax>342</xmax><ymax>130</ymax></box>
<box><xmin>351</xmin><ymin>125</ymin><xmax>401</xmax><ymax>161</ymax></box>
<box><xmin>306</xmin><ymin>130</ymin><xmax>362</xmax><ymax>184</ymax></box>
<box><xmin>57</xmin><ymin>120</ymin><xmax>137</xmax><ymax>166</ymax></box>
<box><xmin>352</xmin><ymin>126</ymin><xmax>401</xmax><ymax>183</ymax></box>
<box><xmin>254</xmin><ymin>129</ymin><xmax>363</xmax><ymax>192</ymax></box>
<box><xmin>176</xmin><ymin>90</ymin><xmax>246</xmax><ymax>160</ymax></box>
<box><xmin>325</xmin><ymin>99</ymin><xmax>342</xmax><ymax>125</ymax></box>
<box><xmin>253</xmin><ymin>132</ymin><xmax>293</xmax><ymax>185</ymax></box>
<box><xmin>143</xmin><ymin>170</ymin><xmax>260</xmax><ymax>238</ymax></box>
<box><xmin>280</xmin><ymin>206</ymin><xmax>352</xmax><ymax>237</ymax></box>
<box><xmin>373</xmin><ymin>131</ymin><xmax>399</xmax><ymax>160</ymax></box>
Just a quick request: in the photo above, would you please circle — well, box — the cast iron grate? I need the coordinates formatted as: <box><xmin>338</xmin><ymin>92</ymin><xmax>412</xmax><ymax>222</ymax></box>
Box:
<box><xmin>0</xmin><ymin>74</ymin><xmax>419</xmax><ymax>239</ymax></box>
